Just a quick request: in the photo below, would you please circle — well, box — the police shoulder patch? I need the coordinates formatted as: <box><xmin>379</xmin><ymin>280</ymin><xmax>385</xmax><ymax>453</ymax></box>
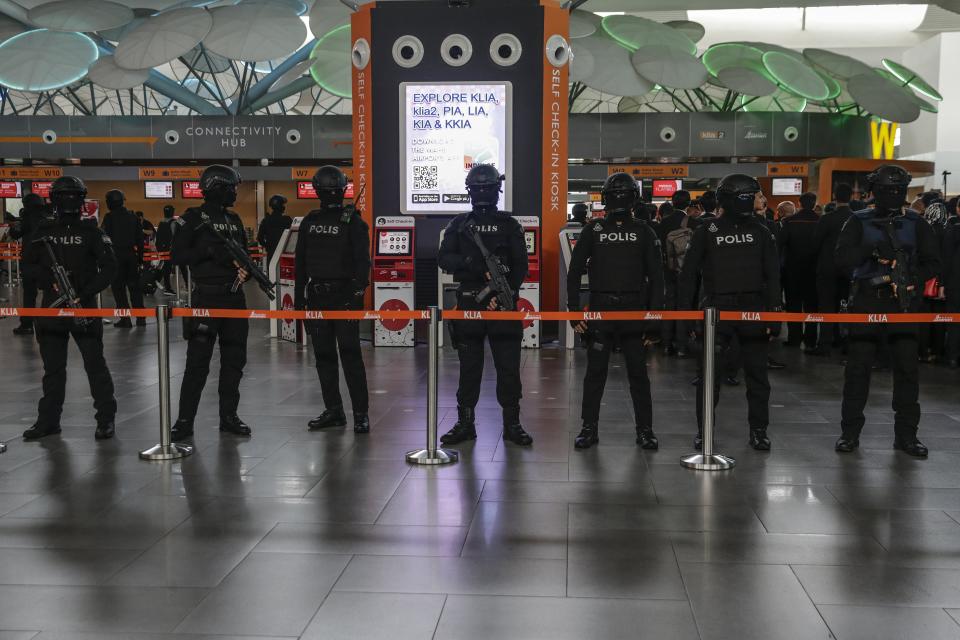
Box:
<box><xmin>708</xmin><ymin>222</ymin><xmax>718</xmax><ymax>233</ymax></box>
<box><xmin>175</xmin><ymin>217</ymin><xmax>186</xmax><ymax>226</ymax></box>
<box><xmin>100</xmin><ymin>232</ymin><xmax>113</xmax><ymax>245</ymax></box>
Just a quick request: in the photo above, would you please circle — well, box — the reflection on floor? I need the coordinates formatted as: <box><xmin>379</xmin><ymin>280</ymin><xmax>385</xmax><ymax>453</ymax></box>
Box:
<box><xmin>2</xmin><ymin>310</ymin><xmax>960</xmax><ymax>639</ymax></box>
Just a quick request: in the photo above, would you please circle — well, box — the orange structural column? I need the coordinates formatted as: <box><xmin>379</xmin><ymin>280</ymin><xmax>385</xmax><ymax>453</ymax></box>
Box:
<box><xmin>352</xmin><ymin>3</ymin><xmax>375</xmax><ymax>309</ymax></box>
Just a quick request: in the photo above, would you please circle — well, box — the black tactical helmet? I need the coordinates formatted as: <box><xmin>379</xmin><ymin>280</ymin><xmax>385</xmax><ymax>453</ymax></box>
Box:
<box><xmin>717</xmin><ymin>173</ymin><xmax>761</xmax><ymax>217</ymax></box>
<box><xmin>571</xmin><ymin>202</ymin><xmax>589</xmax><ymax>223</ymax></box>
<box><xmin>601</xmin><ymin>172</ymin><xmax>639</xmax><ymax>215</ymax></box>
<box><xmin>163</xmin><ymin>205</ymin><xmax>175</xmax><ymax>217</ymax></box>
<box><xmin>268</xmin><ymin>194</ymin><xmax>288</xmax><ymax>210</ymax></box>
<box><xmin>50</xmin><ymin>176</ymin><xmax>87</xmax><ymax>216</ymax></box>
<box><xmin>200</xmin><ymin>164</ymin><xmax>241</xmax><ymax>206</ymax></box>
<box><xmin>105</xmin><ymin>189</ymin><xmax>125</xmax><ymax>210</ymax></box>
<box><xmin>22</xmin><ymin>192</ymin><xmax>44</xmax><ymax>208</ymax></box>
<box><xmin>867</xmin><ymin>164</ymin><xmax>911</xmax><ymax>211</ymax></box>
<box><xmin>312</xmin><ymin>166</ymin><xmax>348</xmax><ymax>207</ymax></box>
<box><xmin>466</xmin><ymin>164</ymin><xmax>504</xmax><ymax>208</ymax></box>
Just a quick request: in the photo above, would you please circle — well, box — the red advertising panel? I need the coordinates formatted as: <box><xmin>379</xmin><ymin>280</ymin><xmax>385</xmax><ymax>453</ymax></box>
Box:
<box><xmin>297</xmin><ymin>181</ymin><xmax>318</xmax><ymax>199</ymax></box>
<box><xmin>32</xmin><ymin>181</ymin><xmax>53</xmax><ymax>198</ymax></box>
<box><xmin>0</xmin><ymin>182</ymin><xmax>21</xmax><ymax>198</ymax></box>
<box><xmin>653</xmin><ymin>180</ymin><xmax>682</xmax><ymax>198</ymax></box>
<box><xmin>82</xmin><ymin>199</ymin><xmax>99</xmax><ymax>223</ymax></box>
<box><xmin>344</xmin><ymin>182</ymin><xmax>354</xmax><ymax>199</ymax></box>
<box><xmin>182</xmin><ymin>180</ymin><xmax>203</xmax><ymax>199</ymax></box>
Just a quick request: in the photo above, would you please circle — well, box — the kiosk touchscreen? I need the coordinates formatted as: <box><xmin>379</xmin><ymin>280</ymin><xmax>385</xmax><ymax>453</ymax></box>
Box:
<box><xmin>559</xmin><ymin>225</ymin><xmax>589</xmax><ymax>349</ymax></box>
<box><xmin>269</xmin><ymin>217</ymin><xmax>307</xmax><ymax>345</ymax></box>
<box><xmin>373</xmin><ymin>216</ymin><xmax>416</xmax><ymax>347</ymax></box>
<box><xmin>514</xmin><ymin>216</ymin><xmax>541</xmax><ymax>349</ymax></box>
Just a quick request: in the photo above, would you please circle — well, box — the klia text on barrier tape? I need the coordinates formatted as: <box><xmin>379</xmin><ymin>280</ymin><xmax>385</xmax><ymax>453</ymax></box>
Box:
<box><xmin>141</xmin><ymin>251</ymin><xmax>265</xmax><ymax>262</ymax></box>
<box><xmin>717</xmin><ymin>311</ymin><xmax>960</xmax><ymax>324</ymax></box>
<box><xmin>0</xmin><ymin>307</ymin><xmax>154</xmax><ymax>318</ymax></box>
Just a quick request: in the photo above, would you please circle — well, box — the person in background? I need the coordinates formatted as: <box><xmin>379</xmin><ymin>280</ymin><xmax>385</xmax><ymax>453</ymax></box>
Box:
<box><xmin>698</xmin><ymin>190</ymin><xmax>718</xmax><ymax>221</ymax></box>
<box><xmin>813</xmin><ymin>183</ymin><xmax>856</xmax><ymax>355</ymax></box>
<box><xmin>918</xmin><ymin>202</ymin><xmax>950</xmax><ymax>362</ymax></box>
<box><xmin>633</xmin><ymin>201</ymin><xmax>660</xmax><ymax>236</ymax></box>
<box><xmin>155</xmin><ymin>205</ymin><xmax>177</xmax><ymax>295</ymax></box>
<box><xmin>565</xmin><ymin>202</ymin><xmax>589</xmax><ymax>229</ymax></box>
<box><xmin>658</xmin><ymin>196</ymin><xmax>698</xmax><ymax>358</ymax></box>
<box><xmin>776</xmin><ymin>201</ymin><xmax>797</xmax><ymax>221</ymax></box>
<box><xmin>10</xmin><ymin>192</ymin><xmax>48</xmax><ymax>335</ymax></box>
<box><xmin>137</xmin><ymin>211</ymin><xmax>156</xmax><ymax>241</ymax></box>
<box><xmin>947</xmin><ymin>197</ymin><xmax>958</xmax><ymax>217</ymax></box>
<box><xmin>779</xmin><ymin>192</ymin><xmax>820</xmax><ymax>351</ymax></box>
<box><xmin>910</xmin><ymin>197</ymin><xmax>926</xmax><ymax>214</ymax></box>
<box><xmin>257</xmin><ymin>194</ymin><xmax>293</xmax><ymax>266</ymax></box>
<box><xmin>943</xmin><ymin>203</ymin><xmax>960</xmax><ymax>366</ymax></box>
<box><xmin>101</xmin><ymin>190</ymin><xmax>146</xmax><ymax>328</ymax></box>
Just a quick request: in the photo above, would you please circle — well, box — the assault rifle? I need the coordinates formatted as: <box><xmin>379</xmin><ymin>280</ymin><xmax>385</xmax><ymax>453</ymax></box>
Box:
<box><xmin>33</xmin><ymin>236</ymin><xmax>92</xmax><ymax>327</ymax></box>
<box><xmin>465</xmin><ymin>223</ymin><xmax>515</xmax><ymax>311</ymax></box>
<box><xmin>199</xmin><ymin>214</ymin><xmax>276</xmax><ymax>300</ymax></box>
<box><xmin>870</xmin><ymin>217</ymin><xmax>917</xmax><ymax>312</ymax></box>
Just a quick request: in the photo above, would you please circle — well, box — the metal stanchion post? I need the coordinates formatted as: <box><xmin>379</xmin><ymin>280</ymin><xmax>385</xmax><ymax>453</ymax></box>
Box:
<box><xmin>0</xmin><ymin>441</ymin><xmax>6</xmax><ymax>454</ymax></box>
<box><xmin>681</xmin><ymin>307</ymin><xmax>736</xmax><ymax>471</ymax></box>
<box><xmin>187</xmin><ymin>269</ymin><xmax>192</xmax><ymax>308</ymax></box>
<box><xmin>140</xmin><ymin>305</ymin><xmax>193</xmax><ymax>461</ymax></box>
<box><xmin>406</xmin><ymin>306</ymin><xmax>458</xmax><ymax>465</ymax></box>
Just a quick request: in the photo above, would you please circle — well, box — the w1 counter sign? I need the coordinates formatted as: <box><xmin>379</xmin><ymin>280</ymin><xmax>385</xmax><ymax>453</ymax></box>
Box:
<box><xmin>400</xmin><ymin>82</ymin><xmax>512</xmax><ymax>215</ymax></box>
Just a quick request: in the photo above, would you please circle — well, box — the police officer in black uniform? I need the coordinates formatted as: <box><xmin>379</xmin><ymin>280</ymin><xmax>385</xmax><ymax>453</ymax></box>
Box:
<box><xmin>257</xmin><ymin>194</ymin><xmax>293</xmax><ymax>265</ymax></box>
<box><xmin>295</xmin><ymin>166</ymin><xmax>372</xmax><ymax>434</ymax></box>
<box><xmin>566</xmin><ymin>202</ymin><xmax>589</xmax><ymax>228</ymax></box>
<box><xmin>438</xmin><ymin>164</ymin><xmax>533</xmax><ymax>446</ymax></box>
<box><xmin>22</xmin><ymin>176</ymin><xmax>118</xmax><ymax>440</ymax></box>
<box><xmin>170</xmin><ymin>165</ymin><xmax>253</xmax><ymax>441</ymax></box>
<box><xmin>680</xmin><ymin>174</ymin><xmax>781</xmax><ymax>450</ymax></box>
<box><xmin>835</xmin><ymin>165</ymin><xmax>940</xmax><ymax>457</ymax></box>
<box><xmin>566</xmin><ymin>172</ymin><xmax>664</xmax><ymax>450</ymax></box>
<box><xmin>155</xmin><ymin>205</ymin><xmax>177</xmax><ymax>294</ymax></box>
<box><xmin>101</xmin><ymin>189</ymin><xmax>146</xmax><ymax>327</ymax></box>
<box><xmin>11</xmin><ymin>192</ymin><xmax>48</xmax><ymax>335</ymax></box>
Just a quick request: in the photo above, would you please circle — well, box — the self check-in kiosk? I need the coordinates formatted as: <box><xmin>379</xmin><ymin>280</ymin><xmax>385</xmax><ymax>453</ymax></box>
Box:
<box><xmin>373</xmin><ymin>215</ymin><xmax>416</xmax><ymax>347</ymax></box>
<box><xmin>514</xmin><ymin>216</ymin><xmax>541</xmax><ymax>349</ymax></box>
<box><xmin>559</xmin><ymin>223</ymin><xmax>589</xmax><ymax>349</ymax></box>
<box><xmin>269</xmin><ymin>217</ymin><xmax>306</xmax><ymax>346</ymax></box>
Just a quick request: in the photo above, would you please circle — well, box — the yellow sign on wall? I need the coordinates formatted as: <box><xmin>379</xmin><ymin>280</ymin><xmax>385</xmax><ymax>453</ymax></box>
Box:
<box><xmin>871</xmin><ymin>121</ymin><xmax>899</xmax><ymax>160</ymax></box>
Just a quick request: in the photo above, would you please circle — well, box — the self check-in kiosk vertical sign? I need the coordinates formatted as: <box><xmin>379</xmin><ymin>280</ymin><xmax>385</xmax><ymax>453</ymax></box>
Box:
<box><xmin>400</xmin><ymin>82</ymin><xmax>512</xmax><ymax>215</ymax></box>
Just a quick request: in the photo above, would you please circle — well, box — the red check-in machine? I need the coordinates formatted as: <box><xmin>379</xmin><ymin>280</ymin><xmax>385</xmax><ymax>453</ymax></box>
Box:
<box><xmin>373</xmin><ymin>215</ymin><xmax>416</xmax><ymax>346</ymax></box>
<box><xmin>514</xmin><ymin>216</ymin><xmax>541</xmax><ymax>349</ymax></box>
<box><xmin>269</xmin><ymin>217</ymin><xmax>306</xmax><ymax>345</ymax></box>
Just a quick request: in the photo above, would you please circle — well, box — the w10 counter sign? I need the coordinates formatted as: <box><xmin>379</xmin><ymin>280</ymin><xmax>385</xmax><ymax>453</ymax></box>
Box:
<box><xmin>401</xmin><ymin>82</ymin><xmax>512</xmax><ymax>215</ymax></box>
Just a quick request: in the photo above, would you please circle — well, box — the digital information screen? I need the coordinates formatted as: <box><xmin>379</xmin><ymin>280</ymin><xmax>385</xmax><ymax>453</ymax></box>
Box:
<box><xmin>181</xmin><ymin>181</ymin><xmax>203</xmax><ymax>199</ymax></box>
<box><xmin>400</xmin><ymin>81</ymin><xmax>512</xmax><ymax>215</ymax></box>
<box><xmin>653</xmin><ymin>179</ymin><xmax>682</xmax><ymax>198</ymax></box>
<box><xmin>772</xmin><ymin>178</ymin><xmax>803</xmax><ymax>196</ymax></box>
<box><xmin>0</xmin><ymin>182</ymin><xmax>22</xmax><ymax>198</ymax></box>
<box><xmin>144</xmin><ymin>181</ymin><xmax>174</xmax><ymax>199</ymax></box>
<box><xmin>524</xmin><ymin>231</ymin><xmax>536</xmax><ymax>256</ymax></box>
<box><xmin>297</xmin><ymin>182</ymin><xmax>318</xmax><ymax>199</ymax></box>
<box><xmin>377</xmin><ymin>230</ymin><xmax>412</xmax><ymax>256</ymax></box>
<box><xmin>31</xmin><ymin>181</ymin><xmax>53</xmax><ymax>198</ymax></box>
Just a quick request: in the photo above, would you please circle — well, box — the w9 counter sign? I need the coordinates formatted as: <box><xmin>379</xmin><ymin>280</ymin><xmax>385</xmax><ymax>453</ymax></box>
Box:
<box><xmin>400</xmin><ymin>82</ymin><xmax>513</xmax><ymax>214</ymax></box>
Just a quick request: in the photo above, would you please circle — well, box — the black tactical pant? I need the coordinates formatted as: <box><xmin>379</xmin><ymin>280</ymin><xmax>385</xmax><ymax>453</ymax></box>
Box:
<box><xmin>841</xmin><ymin>288</ymin><xmax>920</xmax><ymax>441</ymax></box>
<box><xmin>453</xmin><ymin>291</ymin><xmax>522</xmax><ymax>412</ymax></box>
<box><xmin>178</xmin><ymin>287</ymin><xmax>247</xmax><ymax>421</ymax></box>
<box><xmin>696</xmin><ymin>294</ymin><xmax>771</xmax><ymax>434</ymax></box>
<box><xmin>784</xmin><ymin>272</ymin><xmax>818</xmax><ymax>347</ymax></box>
<box><xmin>17</xmin><ymin>266</ymin><xmax>38</xmax><ymax>328</ymax></box>
<box><xmin>307</xmin><ymin>284</ymin><xmax>368</xmax><ymax>414</ymax></box>
<box><xmin>112</xmin><ymin>255</ymin><xmax>145</xmax><ymax>309</ymax></box>
<box><xmin>816</xmin><ymin>274</ymin><xmax>849</xmax><ymax>350</ymax></box>
<box><xmin>661</xmin><ymin>273</ymin><xmax>689</xmax><ymax>351</ymax></box>
<box><xmin>580</xmin><ymin>294</ymin><xmax>652</xmax><ymax>426</ymax></box>
<box><xmin>946</xmin><ymin>290</ymin><xmax>960</xmax><ymax>363</ymax></box>
<box><xmin>35</xmin><ymin>318</ymin><xmax>116</xmax><ymax>427</ymax></box>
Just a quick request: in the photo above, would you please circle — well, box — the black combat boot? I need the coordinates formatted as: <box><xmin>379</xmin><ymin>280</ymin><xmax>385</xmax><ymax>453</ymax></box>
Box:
<box><xmin>893</xmin><ymin>437</ymin><xmax>929</xmax><ymax>458</ymax></box>
<box><xmin>171</xmin><ymin>418</ymin><xmax>193</xmax><ymax>442</ymax></box>
<box><xmin>834</xmin><ymin>435</ymin><xmax>859</xmax><ymax>453</ymax></box>
<box><xmin>308</xmin><ymin>406</ymin><xmax>347</xmax><ymax>430</ymax></box>
<box><xmin>219</xmin><ymin>414</ymin><xmax>252</xmax><ymax>437</ymax></box>
<box><xmin>22</xmin><ymin>423</ymin><xmax>61</xmax><ymax>440</ymax></box>
<box><xmin>136</xmin><ymin>318</ymin><xmax>147</xmax><ymax>327</ymax></box>
<box><xmin>636</xmin><ymin>426</ymin><xmax>659</xmax><ymax>450</ymax></box>
<box><xmin>574</xmin><ymin>422</ymin><xmax>599</xmax><ymax>450</ymax></box>
<box><xmin>12</xmin><ymin>323</ymin><xmax>33</xmax><ymax>335</ymax></box>
<box><xmin>440</xmin><ymin>407</ymin><xmax>476</xmax><ymax>445</ymax></box>
<box><xmin>502</xmin><ymin>407</ymin><xmax>533</xmax><ymax>446</ymax></box>
<box><xmin>749</xmin><ymin>427</ymin><xmax>771</xmax><ymax>451</ymax></box>
<box><xmin>94</xmin><ymin>421</ymin><xmax>115</xmax><ymax>440</ymax></box>
<box><xmin>114</xmin><ymin>318</ymin><xmax>133</xmax><ymax>329</ymax></box>
<box><xmin>354</xmin><ymin>413</ymin><xmax>370</xmax><ymax>434</ymax></box>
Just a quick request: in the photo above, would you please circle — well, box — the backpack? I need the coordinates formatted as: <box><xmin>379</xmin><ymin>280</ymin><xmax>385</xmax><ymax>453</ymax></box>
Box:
<box><xmin>665</xmin><ymin>216</ymin><xmax>694</xmax><ymax>272</ymax></box>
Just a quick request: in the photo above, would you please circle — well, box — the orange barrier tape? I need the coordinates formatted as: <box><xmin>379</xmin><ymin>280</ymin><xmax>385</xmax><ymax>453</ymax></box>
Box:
<box><xmin>718</xmin><ymin>311</ymin><xmax>960</xmax><ymax>324</ymax></box>
<box><xmin>441</xmin><ymin>310</ymin><xmax>705</xmax><ymax>321</ymax></box>
<box><xmin>141</xmin><ymin>251</ymin><xmax>264</xmax><ymax>262</ymax></box>
<box><xmin>170</xmin><ymin>308</ymin><xmax>431</xmax><ymax>321</ymax></box>
<box><xmin>0</xmin><ymin>307</ymin><xmax>154</xmax><ymax>318</ymax></box>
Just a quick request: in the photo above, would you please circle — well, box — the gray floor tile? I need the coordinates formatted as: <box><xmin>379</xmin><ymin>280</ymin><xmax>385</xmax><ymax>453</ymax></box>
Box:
<box><xmin>433</xmin><ymin>595</ymin><xmax>700</xmax><ymax>640</ymax></box>
<box><xmin>376</xmin><ymin>478</ymin><xmax>484</xmax><ymax>526</ymax></box>
<box><xmin>334</xmin><ymin>555</ymin><xmax>566</xmax><ymax>597</ymax></box>
<box><xmin>0</xmin><ymin>548</ymin><xmax>140</xmax><ymax>586</ymax></box>
<box><xmin>569</xmin><ymin>503</ymin><xmax>766</xmax><ymax>533</ymax></box>
<box><xmin>300</xmin><ymin>592</ymin><xmax>446</xmax><ymax>640</ymax></box>
<box><xmin>175</xmin><ymin>552</ymin><xmax>351</xmax><ymax>636</ymax></box>
<box><xmin>818</xmin><ymin>604</ymin><xmax>960</xmax><ymax>640</ymax></box>
<box><xmin>681</xmin><ymin>563</ymin><xmax>832</xmax><ymax>640</ymax></box>
<box><xmin>460</xmin><ymin>501</ymin><xmax>567</xmax><ymax>559</ymax></box>
<box><xmin>0</xmin><ymin>633</ymin><xmax>36</xmax><ymax>640</ymax></box>
<box><xmin>795</xmin><ymin>565</ymin><xmax>960</xmax><ymax>606</ymax></box>
<box><xmin>480</xmin><ymin>479</ymin><xmax>656</xmax><ymax>504</ymax></box>
<box><xmin>31</xmin><ymin>635</ymin><xmax>293</xmax><ymax>640</ymax></box>
<box><xmin>255</xmin><ymin>522</ymin><xmax>467</xmax><ymax>557</ymax></box>
<box><xmin>672</xmin><ymin>531</ymin><xmax>888</xmax><ymax>565</ymax></box>
<box><xmin>567</xmin><ymin>553</ymin><xmax>687</xmax><ymax>599</ymax></box>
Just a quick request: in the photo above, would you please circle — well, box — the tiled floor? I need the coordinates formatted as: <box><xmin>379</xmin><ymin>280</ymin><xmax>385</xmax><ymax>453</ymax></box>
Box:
<box><xmin>2</xmin><ymin>290</ymin><xmax>960</xmax><ymax>639</ymax></box>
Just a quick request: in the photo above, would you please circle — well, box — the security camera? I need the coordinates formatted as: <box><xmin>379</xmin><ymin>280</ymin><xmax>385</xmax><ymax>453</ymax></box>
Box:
<box><xmin>441</xmin><ymin>34</ymin><xmax>473</xmax><ymax>67</ymax></box>
<box><xmin>260</xmin><ymin>158</ymin><xmax>269</xmax><ymax>167</ymax></box>
<box><xmin>490</xmin><ymin>33</ymin><xmax>522</xmax><ymax>67</ymax></box>
<box><xmin>286</xmin><ymin>129</ymin><xmax>302</xmax><ymax>145</ymax></box>
<box><xmin>352</xmin><ymin>38</ymin><xmax>371</xmax><ymax>70</ymax></box>
<box><xmin>41</xmin><ymin>130</ymin><xmax>57</xmax><ymax>145</ymax></box>
<box><xmin>784</xmin><ymin>126</ymin><xmax>799</xmax><ymax>142</ymax></box>
<box><xmin>545</xmin><ymin>34</ymin><xmax>571</xmax><ymax>68</ymax></box>
<box><xmin>393</xmin><ymin>35</ymin><xmax>425</xmax><ymax>68</ymax></box>
<box><xmin>164</xmin><ymin>130</ymin><xmax>180</xmax><ymax>145</ymax></box>
<box><xmin>660</xmin><ymin>127</ymin><xmax>676</xmax><ymax>143</ymax></box>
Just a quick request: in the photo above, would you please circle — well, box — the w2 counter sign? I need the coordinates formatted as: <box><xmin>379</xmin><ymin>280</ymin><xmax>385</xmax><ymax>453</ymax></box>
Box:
<box><xmin>400</xmin><ymin>82</ymin><xmax>513</xmax><ymax>215</ymax></box>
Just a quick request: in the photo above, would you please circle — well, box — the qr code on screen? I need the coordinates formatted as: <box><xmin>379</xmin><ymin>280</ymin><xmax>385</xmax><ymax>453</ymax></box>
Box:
<box><xmin>413</xmin><ymin>165</ymin><xmax>438</xmax><ymax>190</ymax></box>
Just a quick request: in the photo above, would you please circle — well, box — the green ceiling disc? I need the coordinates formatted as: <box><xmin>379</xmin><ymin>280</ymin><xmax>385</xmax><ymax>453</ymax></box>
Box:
<box><xmin>881</xmin><ymin>58</ymin><xmax>943</xmax><ymax>101</ymax></box>
<box><xmin>848</xmin><ymin>69</ymin><xmax>921</xmax><ymax>123</ymax></box>
<box><xmin>740</xmin><ymin>91</ymin><xmax>806</xmax><ymax>113</ymax></box>
<box><xmin>309</xmin><ymin>24</ymin><xmax>351</xmax><ymax>98</ymax></box>
<box><xmin>570</xmin><ymin>10</ymin><xmax>600</xmax><ymax>39</ymax></box>
<box><xmin>803</xmin><ymin>48</ymin><xmax>872</xmax><ymax>81</ymax></box>
<box><xmin>630</xmin><ymin>45</ymin><xmax>708</xmax><ymax>90</ymax></box>
<box><xmin>601</xmin><ymin>14</ymin><xmax>696</xmax><ymax>55</ymax></box>
<box><xmin>762</xmin><ymin>50</ymin><xmax>830</xmax><ymax>101</ymax></box>
<box><xmin>818</xmin><ymin>72</ymin><xmax>842</xmax><ymax>101</ymax></box>
<box><xmin>574</xmin><ymin>33</ymin><xmax>655</xmax><ymax>96</ymax></box>
<box><xmin>701</xmin><ymin>42</ymin><xmax>766</xmax><ymax>77</ymax></box>
<box><xmin>716</xmin><ymin>66</ymin><xmax>777</xmax><ymax>96</ymax></box>
<box><xmin>664</xmin><ymin>20</ymin><xmax>705</xmax><ymax>44</ymax></box>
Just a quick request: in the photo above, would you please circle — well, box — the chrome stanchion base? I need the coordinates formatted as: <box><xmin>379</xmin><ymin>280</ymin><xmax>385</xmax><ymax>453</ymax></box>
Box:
<box><xmin>405</xmin><ymin>448</ymin><xmax>459</xmax><ymax>465</ymax></box>
<box><xmin>680</xmin><ymin>453</ymin><xmax>736</xmax><ymax>471</ymax></box>
<box><xmin>0</xmin><ymin>442</ymin><xmax>7</xmax><ymax>454</ymax></box>
<box><xmin>139</xmin><ymin>443</ymin><xmax>193</xmax><ymax>461</ymax></box>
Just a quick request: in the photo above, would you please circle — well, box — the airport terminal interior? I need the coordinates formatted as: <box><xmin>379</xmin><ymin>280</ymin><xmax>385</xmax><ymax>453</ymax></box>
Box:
<box><xmin>4</xmin><ymin>0</ymin><xmax>960</xmax><ymax>639</ymax></box>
